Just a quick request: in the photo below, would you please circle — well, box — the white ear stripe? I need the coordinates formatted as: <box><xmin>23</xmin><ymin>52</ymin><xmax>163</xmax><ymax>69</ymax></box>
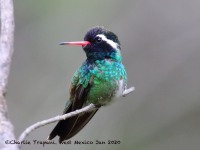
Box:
<box><xmin>96</xmin><ymin>34</ymin><xmax>119</xmax><ymax>49</ymax></box>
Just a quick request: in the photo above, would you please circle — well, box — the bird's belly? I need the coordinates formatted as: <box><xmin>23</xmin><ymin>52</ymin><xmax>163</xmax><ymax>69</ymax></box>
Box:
<box><xmin>84</xmin><ymin>60</ymin><xmax>127</xmax><ymax>105</ymax></box>
<box><xmin>86</xmin><ymin>78</ymin><xmax>122</xmax><ymax>105</ymax></box>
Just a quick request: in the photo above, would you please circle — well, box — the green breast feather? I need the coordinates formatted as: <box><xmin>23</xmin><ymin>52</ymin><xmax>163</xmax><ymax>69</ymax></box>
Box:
<box><xmin>71</xmin><ymin>59</ymin><xmax>127</xmax><ymax>105</ymax></box>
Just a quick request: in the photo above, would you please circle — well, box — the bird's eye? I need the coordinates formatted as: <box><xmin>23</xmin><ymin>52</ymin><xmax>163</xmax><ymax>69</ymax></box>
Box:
<box><xmin>95</xmin><ymin>37</ymin><xmax>102</xmax><ymax>43</ymax></box>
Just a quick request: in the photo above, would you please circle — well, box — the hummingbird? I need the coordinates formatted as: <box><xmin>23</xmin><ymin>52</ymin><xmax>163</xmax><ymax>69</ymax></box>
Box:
<box><xmin>48</xmin><ymin>26</ymin><xmax>132</xmax><ymax>143</ymax></box>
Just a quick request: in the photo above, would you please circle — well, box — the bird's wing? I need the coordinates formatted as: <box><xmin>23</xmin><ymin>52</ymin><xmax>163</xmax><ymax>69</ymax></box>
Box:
<box><xmin>48</xmin><ymin>71</ymin><xmax>99</xmax><ymax>143</ymax></box>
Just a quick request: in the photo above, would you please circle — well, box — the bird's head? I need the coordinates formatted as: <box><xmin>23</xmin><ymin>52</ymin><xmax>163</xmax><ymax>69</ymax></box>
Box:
<box><xmin>60</xmin><ymin>26</ymin><xmax>122</xmax><ymax>62</ymax></box>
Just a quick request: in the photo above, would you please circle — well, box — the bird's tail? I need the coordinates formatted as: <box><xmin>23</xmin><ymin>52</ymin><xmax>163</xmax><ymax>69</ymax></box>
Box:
<box><xmin>47</xmin><ymin>104</ymin><xmax>98</xmax><ymax>143</ymax></box>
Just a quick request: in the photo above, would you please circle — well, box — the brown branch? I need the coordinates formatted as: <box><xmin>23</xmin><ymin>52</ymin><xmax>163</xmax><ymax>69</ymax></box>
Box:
<box><xmin>0</xmin><ymin>0</ymin><xmax>18</xmax><ymax>150</ymax></box>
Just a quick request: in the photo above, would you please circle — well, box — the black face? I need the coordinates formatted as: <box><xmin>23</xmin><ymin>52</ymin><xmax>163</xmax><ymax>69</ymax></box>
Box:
<box><xmin>83</xmin><ymin>27</ymin><xmax>121</xmax><ymax>60</ymax></box>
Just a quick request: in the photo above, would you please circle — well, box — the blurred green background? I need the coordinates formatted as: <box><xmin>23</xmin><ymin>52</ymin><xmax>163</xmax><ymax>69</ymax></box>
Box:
<box><xmin>6</xmin><ymin>0</ymin><xmax>200</xmax><ymax>150</ymax></box>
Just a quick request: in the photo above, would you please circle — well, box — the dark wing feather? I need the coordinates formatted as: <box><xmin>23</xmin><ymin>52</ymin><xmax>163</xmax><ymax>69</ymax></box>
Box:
<box><xmin>47</xmin><ymin>100</ymin><xmax>73</xmax><ymax>141</ymax></box>
<box><xmin>48</xmin><ymin>76</ymin><xmax>99</xmax><ymax>143</ymax></box>
<box><xmin>62</xmin><ymin>109</ymin><xmax>98</xmax><ymax>141</ymax></box>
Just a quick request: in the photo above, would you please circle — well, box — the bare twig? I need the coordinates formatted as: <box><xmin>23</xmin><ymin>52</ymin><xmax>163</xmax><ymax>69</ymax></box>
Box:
<box><xmin>18</xmin><ymin>104</ymin><xmax>97</xmax><ymax>144</ymax></box>
<box><xmin>18</xmin><ymin>86</ymin><xmax>135</xmax><ymax>147</ymax></box>
<box><xmin>0</xmin><ymin>0</ymin><xmax>18</xmax><ymax>150</ymax></box>
<box><xmin>123</xmin><ymin>87</ymin><xmax>135</xmax><ymax>97</ymax></box>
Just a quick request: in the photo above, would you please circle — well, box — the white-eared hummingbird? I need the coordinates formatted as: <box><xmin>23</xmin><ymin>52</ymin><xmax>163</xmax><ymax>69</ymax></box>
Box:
<box><xmin>48</xmin><ymin>26</ymin><xmax>133</xmax><ymax>143</ymax></box>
